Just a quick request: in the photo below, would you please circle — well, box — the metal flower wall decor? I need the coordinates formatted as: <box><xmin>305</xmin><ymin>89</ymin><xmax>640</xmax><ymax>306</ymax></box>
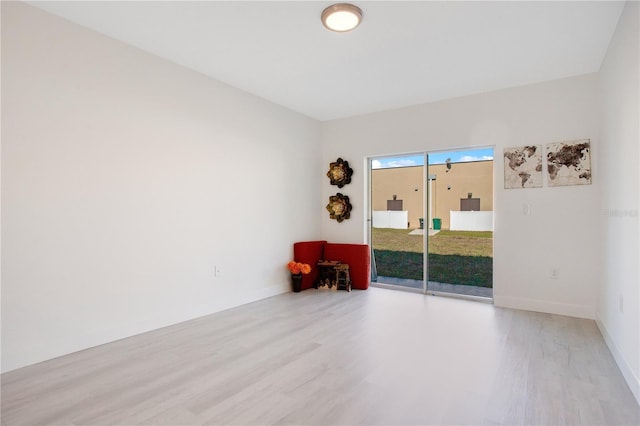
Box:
<box><xmin>326</xmin><ymin>193</ymin><xmax>352</xmax><ymax>223</ymax></box>
<box><xmin>327</xmin><ymin>158</ymin><xmax>353</xmax><ymax>188</ymax></box>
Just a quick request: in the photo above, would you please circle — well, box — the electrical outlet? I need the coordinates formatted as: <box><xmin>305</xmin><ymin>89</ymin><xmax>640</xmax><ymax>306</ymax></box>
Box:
<box><xmin>549</xmin><ymin>268</ymin><xmax>559</xmax><ymax>279</ymax></box>
<box><xmin>522</xmin><ymin>203</ymin><xmax>532</xmax><ymax>216</ymax></box>
<box><xmin>214</xmin><ymin>265</ymin><xmax>222</xmax><ymax>277</ymax></box>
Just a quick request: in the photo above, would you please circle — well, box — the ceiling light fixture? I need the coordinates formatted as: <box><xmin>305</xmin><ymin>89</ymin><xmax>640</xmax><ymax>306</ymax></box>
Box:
<box><xmin>321</xmin><ymin>3</ymin><xmax>362</xmax><ymax>32</ymax></box>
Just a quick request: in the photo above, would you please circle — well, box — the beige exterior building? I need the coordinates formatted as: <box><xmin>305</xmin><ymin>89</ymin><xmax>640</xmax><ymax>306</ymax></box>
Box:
<box><xmin>372</xmin><ymin>160</ymin><xmax>493</xmax><ymax>230</ymax></box>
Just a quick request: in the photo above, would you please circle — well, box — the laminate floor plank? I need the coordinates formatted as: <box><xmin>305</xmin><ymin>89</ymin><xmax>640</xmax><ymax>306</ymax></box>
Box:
<box><xmin>2</xmin><ymin>288</ymin><xmax>638</xmax><ymax>425</ymax></box>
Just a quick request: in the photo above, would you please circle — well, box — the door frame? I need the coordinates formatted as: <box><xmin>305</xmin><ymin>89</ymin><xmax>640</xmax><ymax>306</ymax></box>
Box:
<box><xmin>366</xmin><ymin>147</ymin><xmax>495</xmax><ymax>301</ymax></box>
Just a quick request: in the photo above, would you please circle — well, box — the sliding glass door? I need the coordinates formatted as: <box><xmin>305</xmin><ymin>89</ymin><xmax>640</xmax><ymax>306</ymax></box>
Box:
<box><xmin>369</xmin><ymin>148</ymin><xmax>494</xmax><ymax>300</ymax></box>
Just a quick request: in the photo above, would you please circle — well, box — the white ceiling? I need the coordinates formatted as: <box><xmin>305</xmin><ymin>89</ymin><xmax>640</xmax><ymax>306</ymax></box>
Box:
<box><xmin>28</xmin><ymin>1</ymin><xmax>624</xmax><ymax>121</ymax></box>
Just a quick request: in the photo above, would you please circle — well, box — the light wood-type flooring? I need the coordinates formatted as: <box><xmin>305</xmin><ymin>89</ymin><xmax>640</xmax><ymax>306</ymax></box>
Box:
<box><xmin>2</xmin><ymin>288</ymin><xmax>639</xmax><ymax>425</ymax></box>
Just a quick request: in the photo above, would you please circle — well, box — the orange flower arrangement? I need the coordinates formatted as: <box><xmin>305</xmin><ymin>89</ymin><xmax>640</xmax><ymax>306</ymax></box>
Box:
<box><xmin>287</xmin><ymin>261</ymin><xmax>311</xmax><ymax>275</ymax></box>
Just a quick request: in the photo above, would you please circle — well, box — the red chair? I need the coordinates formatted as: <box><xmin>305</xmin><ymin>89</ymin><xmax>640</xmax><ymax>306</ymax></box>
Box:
<box><xmin>293</xmin><ymin>241</ymin><xmax>370</xmax><ymax>291</ymax></box>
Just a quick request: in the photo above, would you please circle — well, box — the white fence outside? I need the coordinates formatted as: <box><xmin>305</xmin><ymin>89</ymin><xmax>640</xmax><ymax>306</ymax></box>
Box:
<box><xmin>450</xmin><ymin>211</ymin><xmax>493</xmax><ymax>231</ymax></box>
<box><xmin>372</xmin><ymin>211</ymin><xmax>408</xmax><ymax>229</ymax></box>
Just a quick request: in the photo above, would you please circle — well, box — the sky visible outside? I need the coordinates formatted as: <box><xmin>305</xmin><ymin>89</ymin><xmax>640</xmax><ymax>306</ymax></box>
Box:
<box><xmin>371</xmin><ymin>147</ymin><xmax>494</xmax><ymax>169</ymax></box>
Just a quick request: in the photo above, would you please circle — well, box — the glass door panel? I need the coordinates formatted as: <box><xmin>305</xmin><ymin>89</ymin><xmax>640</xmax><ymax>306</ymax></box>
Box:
<box><xmin>369</xmin><ymin>154</ymin><xmax>425</xmax><ymax>291</ymax></box>
<box><xmin>426</xmin><ymin>149</ymin><xmax>494</xmax><ymax>299</ymax></box>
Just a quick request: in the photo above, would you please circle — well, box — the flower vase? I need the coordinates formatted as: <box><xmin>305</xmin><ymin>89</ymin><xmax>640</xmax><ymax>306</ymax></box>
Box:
<box><xmin>291</xmin><ymin>274</ymin><xmax>303</xmax><ymax>293</ymax></box>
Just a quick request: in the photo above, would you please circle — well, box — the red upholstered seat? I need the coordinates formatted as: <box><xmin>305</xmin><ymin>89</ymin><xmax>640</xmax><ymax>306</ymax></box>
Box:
<box><xmin>293</xmin><ymin>241</ymin><xmax>370</xmax><ymax>291</ymax></box>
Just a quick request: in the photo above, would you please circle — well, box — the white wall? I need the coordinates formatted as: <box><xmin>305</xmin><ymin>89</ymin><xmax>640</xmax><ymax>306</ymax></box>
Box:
<box><xmin>450</xmin><ymin>211</ymin><xmax>493</xmax><ymax>232</ymax></box>
<box><xmin>321</xmin><ymin>74</ymin><xmax>601</xmax><ymax>319</ymax></box>
<box><xmin>597</xmin><ymin>1</ymin><xmax>639</xmax><ymax>403</ymax></box>
<box><xmin>372</xmin><ymin>211</ymin><xmax>408</xmax><ymax>229</ymax></box>
<box><xmin>1</xmin><ymin>2</ymin><xmax>322</xmax><ymax>372</ymax></box>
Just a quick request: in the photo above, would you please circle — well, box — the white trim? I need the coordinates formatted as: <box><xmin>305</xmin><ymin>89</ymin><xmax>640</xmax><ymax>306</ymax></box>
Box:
<box><xmin>423</xmin><ymin>152</ymin><xmax>429</xmax><ymax>293</ymax></box>
<box><xmin>371</xmin><ymin>282</ymin><xmax>424</xmax><ymax>294</ymax></box>
<box><xmin>364</xmin><ymin>157</ymin><xmax>372</xmax><ymax>246</ymax></box>
<box><xmin>596</xmin><ymin>314</ymin><xmax>640</xmax><ymax>405</ymax></box>
<box><xmin>427</xmin><ymin>290</ymin><xmax>493</xmax><ymax>304</ymax></box>
<box><xmin>493</xmin><ymin>295</ymin><xmax>594</xmax><ymax>319</ymax></box>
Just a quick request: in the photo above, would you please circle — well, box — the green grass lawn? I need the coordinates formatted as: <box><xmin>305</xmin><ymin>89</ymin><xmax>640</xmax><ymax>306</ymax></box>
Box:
<box><xmin>372</xmin><ymin>228</ymin><xmax>493</xmax><ymax>287</ymax></box>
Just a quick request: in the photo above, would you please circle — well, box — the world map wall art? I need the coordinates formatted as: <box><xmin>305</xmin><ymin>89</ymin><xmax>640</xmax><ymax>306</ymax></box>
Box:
<box><xmin>503</xmin><ymin>145</ymin><xmax>543</xmax><ymax>189</ymax></box>
<box><xmin>545</xmin><ymin>139</ymin><xmax>591</xmax><ymax>187</ymax></box>
<box><xmin>504</xmin><ymin>139</ymin><xmax>591</xmax><ymax>189</ymax></box>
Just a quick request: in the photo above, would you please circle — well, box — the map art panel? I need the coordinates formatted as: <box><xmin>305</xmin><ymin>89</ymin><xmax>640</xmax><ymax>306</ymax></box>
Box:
<box><xmin>545</xmin><ymin>139</ymin><xmax>591</xmax><ymax>187</ymax></box>
<box><xmin>503</xmin><ymin>145</ymin><xmax>542</xmax><ymax>189</ymax></box>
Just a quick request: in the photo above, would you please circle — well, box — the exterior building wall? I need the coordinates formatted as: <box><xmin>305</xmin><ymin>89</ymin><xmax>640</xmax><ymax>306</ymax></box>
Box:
<box><xmin>371</xmin><ymin>166</ymin><xmax>424</xmax><ymax>229</ymax></box>
<box><xmin>372</xmin><ymin>160</ymin><xmax>493</xmax><ymax>229</ymax></box>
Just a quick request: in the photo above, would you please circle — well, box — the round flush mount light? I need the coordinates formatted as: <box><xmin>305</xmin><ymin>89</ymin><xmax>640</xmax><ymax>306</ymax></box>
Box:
<box><xmin>321</xmin><ymin>3</ymin><xmax>362</xmax><ymax>32</ymax></box>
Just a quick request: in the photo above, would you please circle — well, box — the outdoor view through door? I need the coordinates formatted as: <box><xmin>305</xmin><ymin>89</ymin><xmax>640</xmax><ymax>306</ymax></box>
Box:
<box><xmin>370</xmin><ymin>148</ymin><xmax>494</xmax><ymax>299</ymax></box>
